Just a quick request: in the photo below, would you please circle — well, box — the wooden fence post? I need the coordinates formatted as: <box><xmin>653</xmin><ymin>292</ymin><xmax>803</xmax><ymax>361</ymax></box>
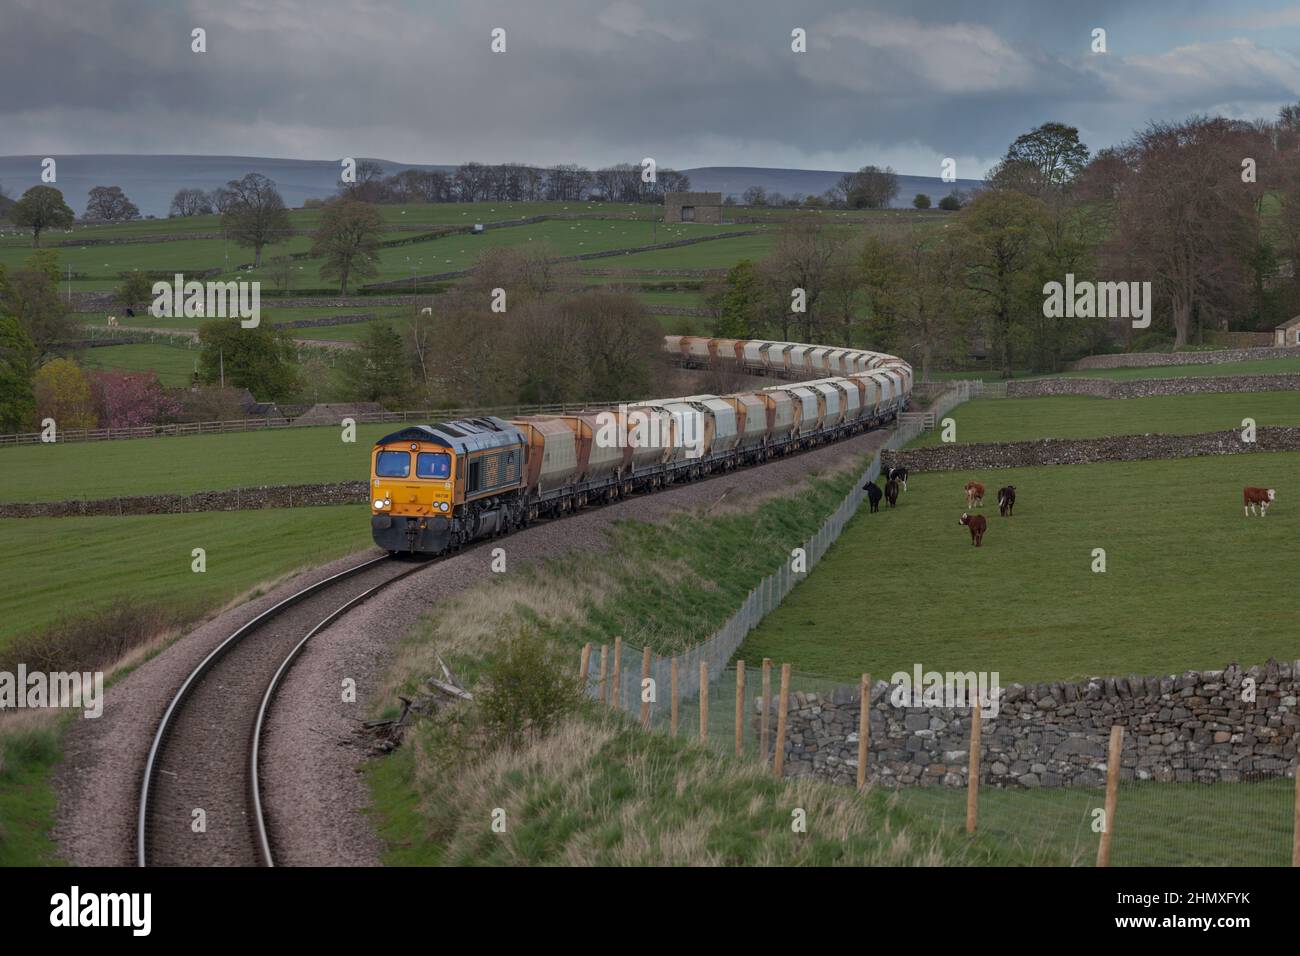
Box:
<box><xmin>699</xmin><ymin>661</ymin><xmax>709</xmax><ymax>741</ymax></box>
<box><xmin>670</xmin><ymin>656</ymin><xmax>679</xmax><ymax>737</ymax></box>
<box><xmin>760</xmin><ymin>658</ymin><xmax>772</xmax><ymax>763</ymax></box>
<box><xmin>579</xmin><ymin>643</ymin><xmax>591</xmax><ymax>687</ymax></box>
<box><xmin>734</xmin><ymin>661</ymin><xmax>745</xmax><ymax>757</ymax></box>
<box><xmin>598</xmin><ymin>645</ymin><xmax>608</xmax><ymax>706</ymax></box>
<box><xmin>1097</xmin><ymin>725</ymin><xmax>1124</xmax><ymax>867</ymax></box>
<box><xmin>856</xmin><ymin>672</ymin><xmax>871</xmax><ymax>791</ymax></box>
<box><xmin>640</xmin><ymin>645</ymin><xmax>652</xmax><ymax>728</ymax></box>
<box><xmin>1293</xmin><ymin>754</ymin><xmax>1300</xmax><ymax>867</ymax></box>
<box><xmin>966</xmin><ymin>702</ymin><xmax>982</xmax><ymax>834</ymax></box>
<box><xmin>611</xmin><ymin>637</ymin><xmax>622</xmax><ymax>712</ymax></box>
<box><xmin>772</xmin><ymin>663</ymin><xmax>791</xmax><ymax>777</ymax></box>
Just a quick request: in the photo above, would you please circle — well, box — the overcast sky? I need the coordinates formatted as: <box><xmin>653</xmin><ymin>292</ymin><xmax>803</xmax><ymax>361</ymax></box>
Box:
<box><xmin>3</xmin><ymin>0</ymin><xmax>1300</xmax><ymax>177</ymax></box>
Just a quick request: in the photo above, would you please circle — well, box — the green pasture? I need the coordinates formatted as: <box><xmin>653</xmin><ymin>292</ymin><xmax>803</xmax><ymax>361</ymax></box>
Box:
<box><xmin>739</xmin><ymin>453</ymin><xmax>1300</xmax><ymax>685</ymax></box>
<box><xmin>910</xmin><ymin>391</ymin><xmax>1300</xmax><ymax>446</ymax></box>
<box><xmin>0</xmin><ymin>506</ymin><xmax>373</xmax><ymax>649</ymax></box>
<box><xmin>1058</xmin><ymin>357</ymin><xmax>1300</xmax><ymax>380</ymax></box>
<box><xmin>77</xmin><ymin>342</ymin><xmax>201</xmax><ymax>386</ymax></box>
<box><xmin>0</xmin><ymin>421</ymin><xmax>394</xmax><ymax>502</ymax></box>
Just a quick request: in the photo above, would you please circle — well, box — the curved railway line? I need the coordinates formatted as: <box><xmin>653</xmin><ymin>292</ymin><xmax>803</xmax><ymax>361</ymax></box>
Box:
<box><xmin>135</xmin><ymin>554</ymin><xmax>431</xmax><ymax>867</ymax></box>
<box><xmin>134</xmin><ymin>340</ymin><xmax>917</xmax><ymax>867</ymax></box>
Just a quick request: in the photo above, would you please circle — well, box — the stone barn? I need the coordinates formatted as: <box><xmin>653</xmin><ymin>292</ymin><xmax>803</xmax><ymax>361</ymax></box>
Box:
<box><xmin>1273</xmin><ymin>315</ymin><xmax>1300</xmax><ymax>346</ymax></box>
<box><xmin>664</xmin><ymin>191</ymin><xmax>722</xmax><ymax>224</ymax></box>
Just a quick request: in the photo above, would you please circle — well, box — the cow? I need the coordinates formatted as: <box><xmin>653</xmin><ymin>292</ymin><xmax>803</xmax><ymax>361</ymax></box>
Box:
<box><xmin>964</xmin><ymin>481</ymin><xmax>984</xmax><ymax>509</ymax></box>
<box><xmin>959</xmin><ymin>512</ymin><xmax>987</xmax><ymax>546</ymax></box>
<box><xmin>125</xmin><ymin>306</ymin><xmax>136</xmax><ymax>318</ymax></box>
<box><xmin>997</xmin><ymin>485</ymin><xmax>1016</xmax><ymax>517</ymax></box>
<box><xmin>863</xmin><ymin>479</ymin><xmax>883</xmax><ymax>513</ymax></box>
<box><xmin>884</xmin><ymin>478</ymin><xmax>900</xmax><ymax>508</ymax></box>
<box><xmin>1243</xmin><ymin>486</ymin><xmax>1275</xmax><ymax>517</ymax></box>
<box><xmin>106</xmin><ymin>315</ymin><xmax>118</xmax><ymax>328</ymax></box>
<box><xmin>887</xmin><ymin>466</ymin><xmax>909</xmax><ymax>492</ymax></box>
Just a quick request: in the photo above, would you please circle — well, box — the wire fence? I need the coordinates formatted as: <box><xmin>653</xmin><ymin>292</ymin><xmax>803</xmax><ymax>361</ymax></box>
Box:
<box><xmin>575</xmin><ymin>379</ymin><xmax>1300</xmax><ymax>866</ymax></box>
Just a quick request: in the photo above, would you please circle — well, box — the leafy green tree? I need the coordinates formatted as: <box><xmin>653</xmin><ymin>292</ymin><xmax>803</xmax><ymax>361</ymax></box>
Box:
<box><xmin>338</xmin><ymin>322</ymin><xmax>408</xmax><ymax>405</ymax></box>
<box><xmin>11</xmin><ymin>186</ymin><xmax>74</xmax><ymax>247</ymax></box>
<box><xmin>712</xmin><ymin>259</ymin><xmax>764</xmax><ymax>338</ymax></box>
<box><xmin>116</xmin><ymin>270</ymin><xmax>154</xmax><ymax>314</ymax></box>
<box><xmin>913</xmin><ymin>194</ymin><xmax>932</xmax><ymax>209</ymax></box>
<box><xmin>1</xmin><ymin>256</ymin><xmax>74</xmax><ymax>360</ymax></box>
<box><xmin>958</xmin><ymin>189</ymin><xmax>1048</xmax><ymax>378</ymax></box>
<box><xmin>197</xmin><ymin>317</ymin><xmax>299</xmax><ymax>400</ymax></box>
<box><xmin>0</xmin><ymin>315</ymin><xmax>37</xmax><ymax>431</ymax></box>
<box><xmin>987</xmin><ymin>122</ymin><xmax>1090</xmax><ymax>196</ymax></box>
<box><xmin>310</xmin><ymin>199</ymin><xmax>383</xmax><ymax>294</ymax></box>
<box><xmin>938</xmin><ymin>192</ymin><xmax>963</xmax><ymax>211</ymax></box>
<box><xmin>83</xmin><ymin>185</ymin><xmax>140</xmax><ymax>223</ymax></box>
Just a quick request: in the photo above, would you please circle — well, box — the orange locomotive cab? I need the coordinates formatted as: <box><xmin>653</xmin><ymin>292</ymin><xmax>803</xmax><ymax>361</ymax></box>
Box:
<box><xmin>371</xmin><ymin>417</ymin><xmax>526</xmax><ymax>554</ymax></box>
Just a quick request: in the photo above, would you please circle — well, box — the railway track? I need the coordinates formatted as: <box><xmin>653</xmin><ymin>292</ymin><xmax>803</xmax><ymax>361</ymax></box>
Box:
<box><xmin>134</xmin><ymin>413</ymin><xmax>903</xmax><ymax>867</ymax></box>
<box><xmin>135</xmin><ymin>554</ymin><xmax>431</xmax><ymax>867</ymax></box>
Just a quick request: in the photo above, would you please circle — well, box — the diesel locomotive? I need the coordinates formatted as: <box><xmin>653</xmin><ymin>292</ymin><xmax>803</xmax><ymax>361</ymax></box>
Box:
<box><xmin>370</xmin><ymin>335</ymin><xmax>912</xmax><ymax>555</ymax></box>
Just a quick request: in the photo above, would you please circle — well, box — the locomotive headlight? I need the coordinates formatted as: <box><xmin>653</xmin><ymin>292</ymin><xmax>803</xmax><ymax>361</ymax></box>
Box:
<box><xmin>439</xmin><ymin>501</ymin><xmax>449</xmax><ymax>512</ymax></box>
<box><xmin>373</xmin><ymin>498</ymin><xmax>385</xmax><ymax>509</ymax></box>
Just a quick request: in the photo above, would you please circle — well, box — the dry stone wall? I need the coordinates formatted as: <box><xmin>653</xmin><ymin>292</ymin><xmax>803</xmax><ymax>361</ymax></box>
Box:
<box><xmin>761</xmin><ymin>660</ymin><xmax>1300</xmax><ymax>789</ymax></box>
<box><xmin>0</xmin><ymin>481</ymin><xmax>367</xmax><ymax>518</ymax></box>
<box><xmin>1008</xmin><ymin>374</ymin><xmax>1300</xmax><ymax>398</ymax></box>
<box><xmin>1072</xmin><ymin>347</ymin><xmax>1299</xmax><ymax>370</ymax></box>
<box><xmin>881</xmin><ymin>427</ymin><xmax>1300</xmax><ymax>472</ymax></box>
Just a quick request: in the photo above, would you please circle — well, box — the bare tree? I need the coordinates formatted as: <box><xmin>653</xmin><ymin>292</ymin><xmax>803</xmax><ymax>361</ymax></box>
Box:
<box><xmin>221</xmin><ymin>173</ymin><xmax>292</xmax><ymax>267</ymax></box>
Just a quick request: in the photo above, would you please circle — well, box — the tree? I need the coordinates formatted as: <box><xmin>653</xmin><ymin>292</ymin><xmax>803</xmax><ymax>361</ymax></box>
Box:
<box><xmin>0</xmin><ymin>316</ymin><xmax>37</xmax><ymax>431</ymax></box>
<box><xmin>841</xmin><ymin>166</ymin><xmax>900</xmax><ymax>209</ymax></box>
<box><xmin>710</xmin><ymin>259</ymin><xmax>766</xmax><ymax>338</ymax></box>
<box><xmin>309</xmin><ymin>199</ymin><xmax>384</xmax><ymax>294</ymax></box>
<box><xmin>220</xmin><ymin>173</ymin><xmax>291</xmax><ymax>267</ymax></box>
<box><xmin>116</xmin><ymin>271</ymin><xmax>153</xmax><ymax>315</ymax></box>
<box><xmin>958</xmin><ymin>189</ymin><xmax>1048</xmax><ymax>377</ymax></box>
<box><xmin>91</xmin><ymin>369</ymin><xmax>181</xmax><ymax>428</ymax></box>
<box><xmin>987</xmin><ymin>122</ymin><xmax>1090</xmax><ymax>197</ymax></box>
<box><xmin>208</xmin><ymin>186</ymin><xmax>236</xmax><ymax>214</ymax></box>
<box><xmin>861</xmin><ymin>234</ymin><xmax>964</xmax><ymax>382</ymax></box>
<box><xmin>1107</xmin><ymin>117</ymin><xmax>1257</xmax><ymax>347</ymax></box>
<box><xmin>913</xmin><ymin>194</ymin><xmax>932</xmax><ymax>209</ymax></box>
<box><xmin>11</xmin><ymin>186</ymin><xmax>74</xmax><ymax>247</ymax></box>
<box><xmin>197</xmin><ymin>317</ymin><xmax>299</xmax><ymax>400</ymax></box>
<box><xmin>32</xmin><ymin>357</ymin><xmax>97</xmax><ymax>429</ymax></box>
<box><xmin>83</xmin><ymin>186</ymin><xmax>140</xmax><ymax>223</ymax></box>
<box><xmin>169</xmin><ymin>188</ymin><xmax>214</xmax><ymax>217</ymax></box>
<box><xmin>1</xmin><ymin>257</ymin><xmax>75</xmax><ymax>360</ymax></box>
<box><xmin>761</xmin><ymin>216</ymin><xmax>849</xmax><ymax>340</ymax></box>
<box><xmin>938</xmin><ymin>192</ymin><xmax>963</xmax><ymax>211</ymax></box>
<box><xmin>337</xmin><ymin>160</ymin><xmax>387</xmax><ymax>203</ymax></box>
<box><xmin>338</xmin><ymin>322</ymin><xmax>408</xmax><ymax>405</ymax></box>
<box><xmin>741</xmin><ymin>186</ymin><xmax>768</xmax><ymax>206</ymax></box>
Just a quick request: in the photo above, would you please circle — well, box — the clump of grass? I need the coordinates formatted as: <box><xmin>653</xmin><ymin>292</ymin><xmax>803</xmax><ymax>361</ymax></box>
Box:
<box><xmin>0</xmin><ymin>600</ymin><xmax>184</xmax><ymax>674</ymax></box>
<box><xmin>0</xmin><ymin>722</ymin><xmax>64</xmax><ymax>866</ymax></box>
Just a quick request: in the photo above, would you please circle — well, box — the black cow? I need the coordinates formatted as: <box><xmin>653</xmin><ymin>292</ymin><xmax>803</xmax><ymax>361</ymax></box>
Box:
<box><xmin>125</xmin><ymin>306</ymin><xmax>136</xmax><ymax>317</ymax></box>
<box><xmin>884</xmin><ymin>478</ymin><xmax>900</xmax><ymax>508</ymax></box>
<box><xmin>887</xmin><ymin>466</ymin><xmax>909</xmax><ymax>492</ymax></box>
<box><xmin>997</xmin><ymin>485</ymin><xmax>1016</xmax><ymax>517</ymax></box>
<box><xmin>863</xmin><ymin>479</ymin><xmax>883</xmax><ymax>513</ymax></box>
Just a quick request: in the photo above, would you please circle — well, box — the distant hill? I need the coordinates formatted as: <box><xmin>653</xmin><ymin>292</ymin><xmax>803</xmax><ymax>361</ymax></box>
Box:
<box><xmin>0</xmin><ymin>155</ymin><xmax>981</xmax><ymax>218</ymax></box>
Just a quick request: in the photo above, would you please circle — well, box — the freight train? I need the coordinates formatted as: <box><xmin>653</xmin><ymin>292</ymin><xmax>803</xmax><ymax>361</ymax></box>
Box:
<box><xmin>370</xmin><ymin>336</ymin><xmax>913</xmax><ymax>554</ymax></box>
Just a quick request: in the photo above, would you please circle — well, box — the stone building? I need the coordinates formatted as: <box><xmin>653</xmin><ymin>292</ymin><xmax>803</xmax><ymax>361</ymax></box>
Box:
<box><xmin>1273</xmin><ymin>315</ymin><xmax>1300</xmax><ymax>346</ymax></box>
<box><xmin>664</xmin><ymin>191</ymin><xmax>723</xmax><ymax>224</ymax></box>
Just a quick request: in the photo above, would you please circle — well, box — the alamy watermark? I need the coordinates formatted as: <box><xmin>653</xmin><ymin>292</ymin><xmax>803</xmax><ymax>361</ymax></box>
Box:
<box><xmin>151</xmin><ymin>273</ymin><xmax>261</xmax><ymax>328</ymax></box>
<box><xmin>1042</xmin><ymin>273</ymin><xmax>1151</xmax><ymax>329</ymax></box>
<box><xmin>888</xmin><ymin>663</ymin><xmax>1001</xmax><ymax>718</ymax></box>
<box><xmin>0</xmin><ymin>666</ymin><xmax>103</xmax><ymax>718</ymax></box>
<box><xmin>594</xmin><ymin>404</ymin><xmax>704</xmax><ymax>459</ymax></box>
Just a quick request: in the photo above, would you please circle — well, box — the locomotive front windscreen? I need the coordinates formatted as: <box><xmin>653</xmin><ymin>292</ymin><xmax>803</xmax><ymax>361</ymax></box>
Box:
<box><xmin>416</xmin><ymin>452</ymin><xmax>452</xmax><ymax>479</ymax></box>
<box><xmin>375</xmin><ymin>450</ymin><xmax>411</xmax><ymax>478</ymax></box>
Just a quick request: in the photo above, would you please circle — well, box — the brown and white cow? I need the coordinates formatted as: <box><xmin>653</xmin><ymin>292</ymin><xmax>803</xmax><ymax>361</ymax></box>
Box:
<box><xmin>964</xmin><ymin>481</ymin><xmax>984</xmax><ymax>509</ymax></box>
<box><xmin>959</xmin><ymin>512</ymin><xmax>987</xmax><ymax>547</ymax></box>
<box><xmin>1243</xmin><ymin>486</ymin><xmax>1275</xmax><ymax>517</ymax></box>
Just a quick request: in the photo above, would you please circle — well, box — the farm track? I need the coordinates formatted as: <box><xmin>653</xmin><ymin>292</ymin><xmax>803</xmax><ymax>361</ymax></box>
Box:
<box><xmin>136</xmin><ymin>554</ymin><xmax>428</xmax><ymax>867</ymax></box>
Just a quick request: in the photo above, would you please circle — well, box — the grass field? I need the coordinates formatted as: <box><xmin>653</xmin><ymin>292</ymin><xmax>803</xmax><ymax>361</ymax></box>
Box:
<box><xmin>0</xmin><ymin>421</ymin><xmax>394</xmax><ymax>502</ymax></box>
<box><xmin>77</xmin><ymin>342</ymin><xmax>201</xmax><ymax>386</ymax></box>
<box><xmin>0</xmin><ymin>506</ymin><xmax>372</xmax><ymax>648</ymax></box>
<box><xmin>910</xmin><ymin>391</ymin><xmax>1300</xmax><ymax>447</ymax></box>
<box><xmin>738</xmin><ymin>453</ymin><xmax>1300</xmax><ymax>684</ymax></box>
